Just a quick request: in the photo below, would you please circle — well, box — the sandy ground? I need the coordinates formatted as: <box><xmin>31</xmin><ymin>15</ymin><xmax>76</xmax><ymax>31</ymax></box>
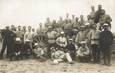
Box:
<box><xmin>0</xmin><ymin>42</ymin><xmax>115</xmax><ymax>73</ymax></box>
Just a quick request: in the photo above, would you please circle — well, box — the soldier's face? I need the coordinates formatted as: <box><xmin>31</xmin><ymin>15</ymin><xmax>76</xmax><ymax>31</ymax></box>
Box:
<box><xmin>72</xmin><ymin>15</ymin><xmax>75</xmax><ymax>19</ymax></box>
<box><xmin>6</xmin><ymin>27</ymin><xmax>9</xmax><ymax>30</ymax></box>
<box><xmin>98</xmin><ymin>5</ymin><xmax>102</xmax><ymax>10</ymax></box>
<box><xmin>75</xmin><ymin>18</ymin><xmax>79</xmax><ymax>21</ymax></box>
<box><xmin>60</xmin><ymin>17</ymin><xmax>62</xmax><ymax>21</ymax></box>
<box><xmin>32</xmin><ymin>29</ymin><xmax>35</xmax><ymax>32</ymax></box>
<box><xmin>91</xmin><ymin>6</ymin><xmax>94</xmax><ymax>11</ymax></box>
<box><xmin>18</xmin><ymin>26</ymin><xmax>21</xmax><ymax>30</ymax></box>
<box><xmin>11</xmin><ymin>25</ymin><xmax>15</xmax><ymax>29</ymax></box>
<box><xmin>28</xmin><ymin>26</ymin><xmax>31</xmax><ymax>31</ymax></box>
<box><xmin>80</xmin><ymin>15</ymin><xmax>83</xmax><ymax>19</ymax></box>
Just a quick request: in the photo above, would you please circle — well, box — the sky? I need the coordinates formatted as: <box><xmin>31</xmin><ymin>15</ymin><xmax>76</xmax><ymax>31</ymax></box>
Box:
<box><xmin>0</xmin><ymin>0</ymin><xmax>115</xmax><ymax>32</ymax></box>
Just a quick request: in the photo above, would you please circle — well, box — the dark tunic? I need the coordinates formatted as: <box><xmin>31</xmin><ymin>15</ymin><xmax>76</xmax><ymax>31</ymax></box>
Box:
<box><xmin>94</xmin><ymin>9</ymin><xmax>105</xmax><ymax>23</ymax></box>
<box><xmin>66</xmin><ymin>43</ymin><xmax>76</xmax><ymax>60</ymax></box>
<box><xmin>99</xmin><ymin>29</ymin><xmax>113</xmax><ymax>49</ymax></box>
<box><xmin>1</xmin><ymin>29</ymin><xmax>16</xmax><ymax>58</ymax></box>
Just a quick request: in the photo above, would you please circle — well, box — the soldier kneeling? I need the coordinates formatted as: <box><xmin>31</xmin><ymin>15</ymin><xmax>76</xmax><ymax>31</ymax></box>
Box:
<box><xmin>77</xmin><ymin>41</ymin><xmax>90</xmax><ymax>63</ymax></box>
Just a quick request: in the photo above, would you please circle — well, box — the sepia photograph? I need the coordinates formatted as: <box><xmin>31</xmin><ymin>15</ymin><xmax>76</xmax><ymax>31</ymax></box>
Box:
<box><xmin>0</xmin><ymin>0</ymin><xmax>115</xmax><ymax>73</ymax></box>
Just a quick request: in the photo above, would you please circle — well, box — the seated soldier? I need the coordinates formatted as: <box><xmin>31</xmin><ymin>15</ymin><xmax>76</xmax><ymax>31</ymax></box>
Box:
<box><xmin>51</xmin><ymin>47</ymin><xmax>65</xmax><ymax>65</ymax></box>
<box><xmin>77</xmin><ymin>41</ymin><xmax>90</xmax><ymax>62</ymax></box>
<box><xmin>51</xmin><ymin>45</ymin><xmax>74</xmax><ymax>64</ymax></box>
<box><xmin>65</xmin><ymin>39</ymin><xmax>76</xmax><ymax>61</ymax></box>
<box><xmin>56</xmin><ymin>31</ymin><xmax>67</xmax><ymax>51</ymax></box>
<box><xmin>33</xmin><ymin>43</ymin><xmax>47</xmax><ymax>61</ymax></box>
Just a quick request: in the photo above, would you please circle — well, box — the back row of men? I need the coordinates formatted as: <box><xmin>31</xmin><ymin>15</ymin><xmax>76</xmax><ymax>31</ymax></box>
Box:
<box><xmin>0</xmin><ymin>5</ymin><xmax>113</xmax><ymax>66</ymax></box>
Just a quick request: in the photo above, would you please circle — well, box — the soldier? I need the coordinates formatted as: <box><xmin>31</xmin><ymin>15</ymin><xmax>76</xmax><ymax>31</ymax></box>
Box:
<box><xmin>88</xmin><ymin>24</ymin><xmax>101</xmax><ymax>63</ymax></box>
<box><xmin>52</xmin><ymin>20</ymin><xmax>57</xmax><ymax>29</ymax></box>
<box><xmin>75</xmin><ymin>25</ymin><xmax>86</xmax><ymax>46</ymax></box>
<box><xmin>44</xmin><ymin>17</ymin><xmax>52</xmax><ymax>28</ymax></box>
<box><xmin>87</xmin><ymin>15</ymin><xmax>94</xmax><ymax>26</ymax></box>
<box><xmin>63</xmin><ymin>19</ymin><xmax>73</xmax><ymax>38</ymax></box>
<box><xmin>65</xmin><ymin>13</ymin><xmax>70</xmax><ymax>21</ymax></box>
<box><xmin>57</xmin><ymin>16</ymin><xmax>64</xmax><ymax>28</ymax></box>
<box><xmin>90</xmin><ymin>6</ymin><xmax>96</xmax><ymax>20</ymax></box>
<box><xmin>22</xmin><ymin>26</ymin><xmax>33</xmax><ymax>58</ymax></box>
<box><xmin>71</xmin><ymin>15</ymin><xmax>75</xmax><ymax>24</ymax></box>
<box><xmin>46</xmin><ymin>26</ymin><xmax>58</xmax><ymax>58</ymax></box>
<box><xmin>79</xmin><ymin>15</ymin><xmax>85</xmax><ymax>26</ymax></box>
<box><xmin>22</xmin><ymin>26</ymin><xmax>27</xmax><ymax>35</ymax></box>
<box><xmin>72</xmin><ymin>17</ymin><xmax>79</xmax><ymax>30</ymax></box>
<box><xmin>94</xmin><ymin>5</ymin><xmax>105</xmax><ymax>23</ymax></box>
<box><xmin>56</xmin><ymin>31</ymin><xmax>67</xmax><ymax>51</ymax></box>
<box><xmin>37</xmin><ymin>23</ymin><xmax>44</xmax><ymax>34</ymax></box>
<box><xmin>14</xmin><ymin>26</ymin><xmax>24</xmax><ymax>60</ymax></box>
<box><xmin>65</xmin><ymin>39</ymin><xmax>76</xmax><ymax>60</ymax></box>
<box><xmin>77</xmin><ymin>41</ymin><xmax>90</xmax><ymax>62</ymax></box>
<box><xmin>0</xmin><ymin>26</ymin><xmax>16</xmax><ymax>59</ymax></box>
<box><xmin>100</xmin><ymin>10</ymin><xmax>112</xmax><ymax>29</ymax></box>
<box><xmin>99</xmin><ymin>23</ymin><xmax>113</xmax><ymax>66</ymax></box>
<box><xmin>11</xmin><ymin>25</ymin><xmax>16</xmax><ymax>31</ymax></box>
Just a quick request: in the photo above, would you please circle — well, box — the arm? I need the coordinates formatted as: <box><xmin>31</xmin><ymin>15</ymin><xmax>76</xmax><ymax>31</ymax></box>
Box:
<box><xmin>63</xmin><ymin>38</ymin><xmax>67</xmax><ymax>47</ymax></box>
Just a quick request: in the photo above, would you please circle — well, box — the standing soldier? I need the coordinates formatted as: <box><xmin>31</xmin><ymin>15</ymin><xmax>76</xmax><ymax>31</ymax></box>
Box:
<box><xmin>14</xmin><ymin>26</ymin><xmax>24</xmax><ymax>60</ymax></box>
<box><xmin>79</xmin><ymin>15</ymin><xmax>85</xmax><ymax>26</ymax></box>
<box><xmin>99</xmin><ymin>23</ymin><xmax>113</xmax><ymax>66</ymax></box>
<box><xmin>100</xmin><ymin>10</ymin><xmax>112</xmax><ymax>29</ymax></box>
<box><xmin>0</xmin><ymin>26</ymin><xmax>16</xmax><ymax>59</ymax></box>
<box><xmin>65</xmin><ymin>13</ymin><xmax>70</xmax><ymax>21</ymax></box>
<box><xmin>72</xmin><ymin>17</ymin><xmax>80</xmax><ymax>30</ymax></box>
<box><xmin>71</xmin><ymin>15</ymin><xmax>75</xmax><ymax>24</ymax></box>
<box><xmin>88</xmin><ymin>25</ymin><xmax>101</xmax><ymax>63</ymax></box>
<box><xmin>63</xmin><ymin>19</ymin><xmax>73</xmax><ymax>39</ymax></box>
<box><xmin>94</xmin><ymin>5</ymin><xmax>105</xmax><ymax>23</ymax></box>
<box><xmin>90</xmin><ymin>6</ymin><xmax>96</xmax><ymax>21</ymax></box>
<box><xmin>44</xmin><ymin>17</ymin><xmax>52</xmax><ymax>29</ymax></box>
<box><xmin>37</xmin><ymin>23</ymin><xmax>44</xmax><ymax>34</ymax></box>
<box><xmin>57</xmin><ymin>16</ymin><xmax>64</xmax><ymax>28</ymax></box>
<box><xmin>11</xmin><ymin>25</ymin><xmax>16</xmax><ymax>31</ymax></box>
<box><xmin>46</xmin><ymin>26</ymin><xmax>58</xmax><ymax>58</ymax></box>
<box><xmin>52</xmin><ymin>20</ymin><xmax>57</xmax><ymax>29</ymax></box>
<box><xmin>22</xmin><ymin>26</ymin><xmax>27</xmax><ymax>35</ymax></box>
<box><xmin>75</xmin><ymin>25</ymin><xmax>86</xmax><ymax>46</ymax></box>
<box><xmin>22</xmin><ymin>26</ymin><xmax>33</xmax><ymax>58</ymax></box>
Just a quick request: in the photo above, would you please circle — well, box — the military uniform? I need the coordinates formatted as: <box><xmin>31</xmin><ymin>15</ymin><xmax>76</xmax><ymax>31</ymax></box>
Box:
<box><xmin>94</xmin><ymin>9</ymin><xmax>105</xmax><ymax>23</ymax></box>
<box><xmin>46</xmin><ymin>29</ymin><xmax>58</xmax><ymax>58</ymax></box>
<box><xmin>75</xmin><ymin>30</ymin><xmax>86</xmax><ymax>45</ymax></box>
<box><xmin>99</xmin><ymin>25</ymin><xmax>113</xmax><ymax>66</ymax></box>
<box><xmin>0</xmin><ymin>28</ymin><xmax>16</xmax><ymax>59</ymax></box>
<box><xmin>88</xmin><ymin>29</ymin><xmax>101</xmax><ymax>63</ymax></box>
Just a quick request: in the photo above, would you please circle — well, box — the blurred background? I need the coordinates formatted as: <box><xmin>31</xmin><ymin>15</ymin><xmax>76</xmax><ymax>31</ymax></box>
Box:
<box><xmin>0</xmin><ymin>0</ymin><xmax>114</xmax><ymax>32</ymax></box>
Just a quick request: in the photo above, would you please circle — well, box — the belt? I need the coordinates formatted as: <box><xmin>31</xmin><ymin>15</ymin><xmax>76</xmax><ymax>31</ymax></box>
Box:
<box><xmin>91</xmin><ymin>39</ymin><xmax>98</xmax><ymax>40</ymax></box>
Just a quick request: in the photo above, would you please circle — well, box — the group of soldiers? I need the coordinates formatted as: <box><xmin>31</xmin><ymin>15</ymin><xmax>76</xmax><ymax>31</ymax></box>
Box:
<box><xmin>0</xmin><ymin>5</ymin><xmax>113</xmax><ymax>66</ymax></box>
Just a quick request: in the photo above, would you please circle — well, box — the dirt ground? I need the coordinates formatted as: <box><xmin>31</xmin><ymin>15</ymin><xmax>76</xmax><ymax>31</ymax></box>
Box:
<box><xmin>0</xmin><ymin>42</ymin><xmax>115</xmax><ymax>73</ymax></box>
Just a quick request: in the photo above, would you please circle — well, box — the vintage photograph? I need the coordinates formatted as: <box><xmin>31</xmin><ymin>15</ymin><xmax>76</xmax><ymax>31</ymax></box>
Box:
<box><xmin>0</xmin><ymin>0</ymin><xmax>115</xmax><ymax>73</ymax></box>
